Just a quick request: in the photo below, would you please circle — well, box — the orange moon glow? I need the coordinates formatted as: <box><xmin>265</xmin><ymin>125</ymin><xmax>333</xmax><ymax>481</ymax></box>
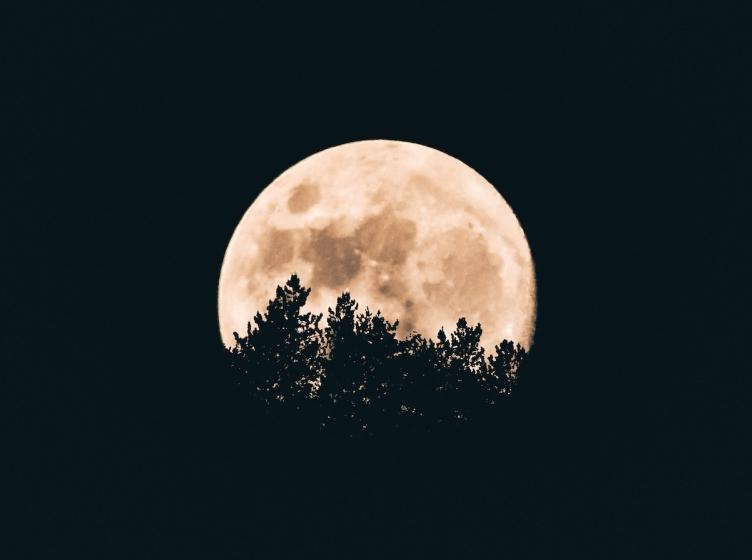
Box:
<box><xmin>218</xmin><ymin>140</ymin><xmax>536</xmax><ymax>350</ymax></box>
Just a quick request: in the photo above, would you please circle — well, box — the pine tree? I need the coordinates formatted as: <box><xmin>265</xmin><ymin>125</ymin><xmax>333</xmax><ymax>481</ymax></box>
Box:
<box><xmin>393</xmin><ymin>332</ymin><xmax>431</xmax><ymax>430</ymax></box>
<box><xmin>320</xmin><ymin>292</ymin><xmax>361</xmax><ymax>429</ymax></box>
<box><xmin>488</xmin><ymin>340</ymin><xmax>528</xmax><ymax>397</ymax></box>
<box><xmin>354</xmin><ymin>308</ymin><xmax>399</xmax><ymax>432</ymax></box>
<box><xmin>445</xmin><ymin>318</ymin><xmax>487</xmax><ymax>421</ymax></box>
<box><xmin>229</xmin><ymin>274</ymin><xmax>324</xmax><ymax>409</ymax></box>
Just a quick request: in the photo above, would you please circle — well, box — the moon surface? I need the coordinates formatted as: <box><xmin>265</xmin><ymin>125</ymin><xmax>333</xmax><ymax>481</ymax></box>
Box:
<box><xmin>218</xmin><ymin>140</ymin><xmax>536</xmax><ymax>351</ymax></box>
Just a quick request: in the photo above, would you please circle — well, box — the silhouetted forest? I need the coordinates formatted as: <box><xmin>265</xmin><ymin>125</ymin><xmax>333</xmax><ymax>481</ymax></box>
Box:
<box><xmin>226</xmin><ymin>274</ymin><xmax>527</xmax><ymax>435</ymax></box>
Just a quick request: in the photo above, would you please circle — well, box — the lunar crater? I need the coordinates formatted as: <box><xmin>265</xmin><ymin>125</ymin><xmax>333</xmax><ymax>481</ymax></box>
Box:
<box><xmin>302</xmin><ymin>226</ymin><xmax>362</xmax><ymax>288</ymax></box>
<box><xmin>261</xmin><ymin>228</ymin><xmax>295</xmax><ymax>271</ymax></box>
<box><xmin>287</xmin><ymin>181</ymin><xmax>321</xmax><ymax>213</ymax></box>
<box><xmin>355</xmin><ymin>209</ymin><xmax>417</xmax><ymax>265</ymax></box>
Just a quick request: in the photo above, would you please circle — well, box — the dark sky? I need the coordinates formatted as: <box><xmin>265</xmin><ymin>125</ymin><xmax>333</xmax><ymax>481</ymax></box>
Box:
<box><xmin>4</xmin><ymin>4</ymin><xmax>747</xmax><ymax>557</ymax></box>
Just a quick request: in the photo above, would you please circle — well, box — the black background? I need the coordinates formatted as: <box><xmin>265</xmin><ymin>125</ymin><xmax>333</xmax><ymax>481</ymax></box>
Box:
<box><xmin>4</xmin><ymin>4</ymin><xmax>748</xmax><ymax>558</ymax></box>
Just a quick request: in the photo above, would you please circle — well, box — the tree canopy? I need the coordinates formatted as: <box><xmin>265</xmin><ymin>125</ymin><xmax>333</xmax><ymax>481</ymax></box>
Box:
<box><xmin>226</xmin><ymin>275</ymin><xmax>528</xmax><ymax>435</ymax></box>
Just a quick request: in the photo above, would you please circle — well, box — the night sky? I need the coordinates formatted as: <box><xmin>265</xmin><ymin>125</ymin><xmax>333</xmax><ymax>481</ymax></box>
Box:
<box><xmin>5</xmin><ymin>4</ymin><xmax>746</xmax><ymax>557</ymax></box>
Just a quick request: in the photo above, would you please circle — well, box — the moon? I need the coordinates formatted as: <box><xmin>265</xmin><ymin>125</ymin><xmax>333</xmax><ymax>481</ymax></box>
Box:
<box><xmin>218</xmin><ymin>140</ymin><xmax>536</xmax><ymax>351</ymax></box>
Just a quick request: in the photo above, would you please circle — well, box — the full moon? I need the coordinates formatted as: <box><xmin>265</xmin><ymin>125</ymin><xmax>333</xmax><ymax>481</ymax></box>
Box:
<box><xmin>218</xmin><ymin>140</ymin><xmax>536</xmax><ymax>351</ymax></box>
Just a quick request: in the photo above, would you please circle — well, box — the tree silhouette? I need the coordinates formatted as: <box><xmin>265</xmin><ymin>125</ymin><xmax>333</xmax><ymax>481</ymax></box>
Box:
<box><xmin>226</xmin><ymin>275</ymin><xmax>529</xmax><ymax>435</ymax></box>
<box><xmin>488</xmin><ymin>339</ymin><xmax>528</xmax><ymax>399</ymax></box>
<box><xmin>389</xmin><ymin>331</ymin><xmax>431</xmax><ymax>430</ymax></box>
<box><xmin>352</xmin><ymin>307</ymin><xmax>400</xmax><ymax>432</ymax></box>
<box><xmin>228</xmin><ymin>274</ymin><xmax>324</xmax><ymax>410</ymax></box>
<box><xmin>446</xmin><ymin>318</ymin><xmax>488</xmax><ymax>421</ymax></box>
<box><xmin>320</xmin><ymin>292</ymin><xmax>361</xmax><ymax>430</ymax></box>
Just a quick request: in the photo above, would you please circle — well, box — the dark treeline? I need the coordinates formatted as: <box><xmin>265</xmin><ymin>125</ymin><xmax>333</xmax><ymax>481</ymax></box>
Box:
<box><xmin>226</xmin><ymin>274</ymin><xmax>527</xmax><ymax>435</ymax></box>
